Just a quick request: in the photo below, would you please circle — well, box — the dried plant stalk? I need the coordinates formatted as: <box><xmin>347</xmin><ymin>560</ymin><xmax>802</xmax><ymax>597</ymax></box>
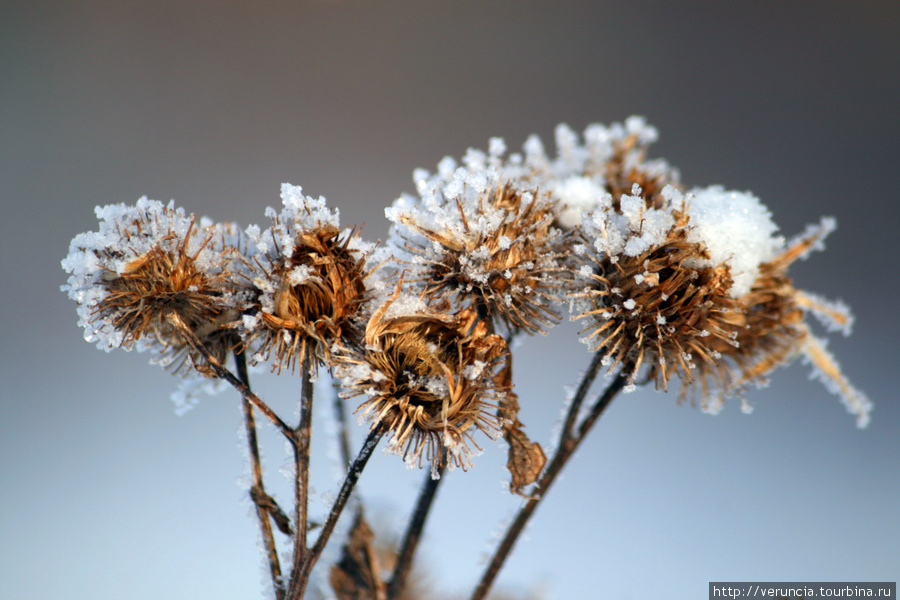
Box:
<box><xmin>236</xmin><ymin>351</ymin><xmax>286</xmax><ymax>599</ymax></box>
<box><xmin>471</xmin><ymin>370</ymin><xmax>629</xmax><ymax>600</ymax></box>
<box><xmin>387</xmin><ymin>461</ymin><xmax>446</xmax><ymax>600</ymax></box>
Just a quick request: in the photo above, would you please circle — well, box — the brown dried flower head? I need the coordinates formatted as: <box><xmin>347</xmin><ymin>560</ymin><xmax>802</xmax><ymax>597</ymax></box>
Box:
<box><xmin>571</xmin><ymin>184</ymin><xmax>871</xmax><ymax>425</ymax></box>
<box><xmin>595</xmin><ymin>129</ymin><xmax>680</xmax><ymax>213</ymax></box>
<box><xmin>572</xmin><ymin>195</ymin><xmax>742</xmax><ymax>406</ymax></box>
<box><xmin>62</xmin><ymin>198</ymin><xmax>241</xmax><ymax>375</ymax></box>
<box><xmin>330</xmin><ymin>511</ymin><xmax>436</xmax><ymax>600</ymax></box>
<box><xmin>337</xmin><ymin>284</ymin><xmax>508</xmax><ymax>473</ymax></box>
<box><xmin>388</xmin><ymin>179</ymin><xmax>570</xmax><ymax>335</ymax></box>
<box><xmin>716</xmin><ymin>219</ymin><xmax>871</xmax><ymax>425</ymax></box>
<box><xmin>512</xmin><ymin>118</ymin><xmax>679</xmax><ymax>230</ymax></box>
<box><xmin>240</xmin><ymin>185</ymin><xmax>371</xmax><ymax>373</ymax></box>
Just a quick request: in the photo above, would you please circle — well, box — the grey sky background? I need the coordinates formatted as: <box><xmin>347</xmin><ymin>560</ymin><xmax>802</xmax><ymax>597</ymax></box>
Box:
<box><xmin>2</xmin><ymin>2</ymin><xmax>898</xmax><ymax>599</ymax></box>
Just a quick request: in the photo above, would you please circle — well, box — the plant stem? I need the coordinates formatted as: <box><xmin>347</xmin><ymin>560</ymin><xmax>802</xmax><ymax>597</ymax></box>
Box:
<box><xmin>235</xmin><ymin>350</ymin><xmax>285</xmax><ymax>600</ymax></box>
<box><xmin>332</xmin><ymin>381</ymin><xmax>353</xmax><ymax>471</ymax></box>
<box><xmin>387</xmin><ymin>460</ymin><xmax>447</xmax><ymax>600</ymax></box>
<box><xmin>288</xmin><ymin>427</ymin><xmax>385</xmax><ymax>600</ymax></box>
<box><xmin>165</xmin><ymin>312</ymin><xmax>295</xmax><ymax>441</ymax></box>
<box><xmin>286</xmin><ymin>354</ymin><xmax>316</xmax><ymax>600</ymax></box>
<box><xmin>469</xmin><ymin>369</ymin><xmax>628</xmax><ymax>600</ymax></box>
<box><xmin>559</xmin><ymin>351</ymin><xmax>605</xmax><ymax>440</ymax></box>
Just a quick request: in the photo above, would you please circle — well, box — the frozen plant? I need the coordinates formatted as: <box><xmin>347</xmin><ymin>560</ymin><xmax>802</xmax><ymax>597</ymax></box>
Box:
<box><xmin>62</xmin><ymin>118</ymin><xmax>871</xmax><ymax>600</ymax></box>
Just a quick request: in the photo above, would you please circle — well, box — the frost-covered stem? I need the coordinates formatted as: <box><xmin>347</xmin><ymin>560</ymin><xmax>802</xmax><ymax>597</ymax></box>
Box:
<box><xmin>235</xmin><ymin>350</ymin><xmax>285</xmax><ymax>600</ymax></box>
<box><xmin>560</xmin><ymin>351</ymin><xmax>605</xmax><ymax>440</ymax></box>
<box><xmin>289</xmin><ymin>427</ymin><xmax>385</xmax><ymax>600</ymax></box>
<box><xmin>470</xmin><ymin>370</ymin><xmax>628</xmax><ymax>600</ymax></box>
<box><xmin>287</xmin><ymin>354</ymin><xmax>315</xmax><ymax>600</ymax></box>
<box><xmin>165</xmin><ymin>313</ymin><xmax>295</xmax><ymax>441</ymax></box>
<box><xmin>386</xmin><ymin>460</ymin><xmax>447</xmax><ymax>600</ymax></box>
<box><xmin>332</xmin><ymin>382</ymin><xmax>353</xmax><ymax>470</ymax></box>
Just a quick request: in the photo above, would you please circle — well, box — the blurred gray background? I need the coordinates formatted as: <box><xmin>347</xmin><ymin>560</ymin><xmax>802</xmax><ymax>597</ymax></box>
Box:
<box><xmin>2</xmin><ymin>2</ymin><xmax>898</xmax><ymax>599</ymax></box>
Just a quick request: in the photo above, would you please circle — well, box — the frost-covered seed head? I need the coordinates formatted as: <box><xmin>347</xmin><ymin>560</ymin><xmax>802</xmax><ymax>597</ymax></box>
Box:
<box><xmin>572</xmin><ymin>203</ymin><xmax>743</xmax><ymax>409</ymax></box>
<box><xmin>569</xmin><ymin>166</ymin><xmax>870</xmax><ymax>426</ymax></box>
<box><xmin>336</xmin><ymin>289</ymin><xmax>507</xmax><ymax>472</ymax></box>
<box><xmin>61</xmin><ymin>198</ymin><xmax>241</xmax><ymax>375</ymax></box>
<box><xmin>514</xmin><ymin>118</ymin><xmax>680</xmax><ymax>229</ymax></box>
<box><xmin>389</xmin><ymin>180</ymin><xmax>570</xmax><ymax>335</ymax></box>
<box><xmin>595</xmin><ymin>129</ymin><xmax>680</xmax><ymax>213</ymax></box>
<box><xmin>239</xmin><ymin>185</ymin><xmax>371</xmax><ymax>374</ymax></box>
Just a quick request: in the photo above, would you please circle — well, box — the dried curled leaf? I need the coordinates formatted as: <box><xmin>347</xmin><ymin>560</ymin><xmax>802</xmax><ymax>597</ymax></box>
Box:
<box><xmin>496</xmin><ymin>357</ymin><xmax>546</xmax><ymax>496</ymax></box>
<box><xmin>249</xmin><ymin>485</ymin><xmax>292</xmax><ymax>535</ymax></box>
<box><xmin>329</xmin><ymin>512</ymin><xmax>385</xmax><ymax>600</ymax></box>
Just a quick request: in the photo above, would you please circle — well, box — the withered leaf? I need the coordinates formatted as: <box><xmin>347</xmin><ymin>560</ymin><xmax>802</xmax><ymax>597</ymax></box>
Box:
<box><xmin>496</xmin><ymin>356</ymin><xmax>546</xmax><ymax>497</ymax></box>
<box><xmin>249</xmin><ymin>485</ymin><xmax>293</xmax><ymax>535</ymax></box>
<box><xmin>329</xmin><ymin>511</ymin><xmax>385</xmax><ymax>600</ymax></box>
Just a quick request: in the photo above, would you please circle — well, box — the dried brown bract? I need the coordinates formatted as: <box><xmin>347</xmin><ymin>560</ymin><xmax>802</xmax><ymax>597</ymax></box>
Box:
<box><xmin>337</xmin><ymin>287</ymin><xmax>508</xmax><ymax>473</ymax></box>
<box><xmin>495</xmin><ymin>355</ymin><xmax>546</xmax><ymax>496</ymax></box>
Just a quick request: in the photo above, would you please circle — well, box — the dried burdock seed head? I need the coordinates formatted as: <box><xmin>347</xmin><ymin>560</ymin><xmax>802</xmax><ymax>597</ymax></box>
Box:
<box><xmin>330</xmin><ymin>511</ymin><xmax>437</xmax><ymax>600</ymax></box>
<box><xmin>387</xmin><ymin>170</ymin><xmax>570</xmax><ymax>335</ymax></box>
<box><xmin>62</xmin><ymin>198</ymin><xmax>242</xmax><ymax>375</ymax></box>
<box><xmin>239</xmin><ymin>184</ymin><xmax>373</xmax><ymax>374</ymax></box>
<box><xmin>597</xmin><ymin>127</ymin><xmax>680</xmax><ymax>213</ymax></box>
<box><xmin>571</xmin><ymin>190</ymin><xmax>743</xmax><ymax>406</ymax></box>
<box><xmin>329</xmin><ymin>512</ymin><xmax>383</xmax><ymax>600</ymax></box>
<box><xmin>571</xmin><ymin>184</ymin><xmax>871</xmax><ymax>426</ymax></box>
<box><xmin>508</xmin><ymin>117</ymin><xmax>681</xmax><ymax>229</ymax></box>
<box><xmin>719</xmin><ymin>218</ymin><xmax>872</xmax><ymax>426</ymax></box>
<box><xmin>336</xmin><ymin>283</ymin><xmax>507</xmax><ymax>474</ymax></box>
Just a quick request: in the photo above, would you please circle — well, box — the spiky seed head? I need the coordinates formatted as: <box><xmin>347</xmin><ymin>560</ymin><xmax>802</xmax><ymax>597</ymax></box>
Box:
<box><xmin>572</xmin><ymin>181</ymin><xmax>871</xmax><ymax>426</ymax></box>
<box><xmin>391</xmin><ymin>181</ymin><xmax>570</xmax><ymax>335</ymax></box>
<box><xmin>336</xmin><ymin>289</ymin><xmax>507</xmax><ymax>473</ymax></box>
<box><xmin>598</xmin><ymin>131</ymin><xmax>680</xmax><ymax>212</ymax></box>
<box><xmin>572</xmin><ymin>205</ymin><xmax>743</xmax><ymax>408</ymax></box>
<box><xmin>243</xmin><ymin>222</ymin><xmax>369</xmax><ymax>374</ymax></box>
<box><xmin>62</xmin><ymin>198</ymin><xmax>241</xmax><ymax>375</ymax></box>
<box><xmin>238</xmin><ymin>184</ymin><xmax>371</xmax><ymax>373</ymax></box>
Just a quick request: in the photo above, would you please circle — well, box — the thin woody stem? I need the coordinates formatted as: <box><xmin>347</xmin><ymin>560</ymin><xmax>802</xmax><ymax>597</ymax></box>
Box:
<box><xmin>469</xmin><ymin>369</ymin><xmax>628</xmax><ymax>600</ymax></box>
<box><xmin>286</xmin><ymin>353</ymin><xmax>315</xmax><ymax>600</ymax></box>
<box><xmin>387</xmin><ymin>460</ymin><xmax>447</xmax><ymax>600</ymax></box>
<box><xmin>289</xmin><ymin>427</ymin><xmax>385</xmax><ymax>600</ymax></box>
<box><xmin>235</xmin><ymin>350</ymin><xmax>285</xmax><ymax>600</ymax></box>
<box><xmin>332</xmin><ymin>381</ymin><xmax>353</xmax><ymax>471</ymax></box>
<box><xmin>559</xmin><ymin>351</ymin><xmax>605</xmax><ymax>440</ymax></box>
<box><xmin>165</xmin><ymin>312</ymin><xmax>295</xmax><ymax>442</ymax></box>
